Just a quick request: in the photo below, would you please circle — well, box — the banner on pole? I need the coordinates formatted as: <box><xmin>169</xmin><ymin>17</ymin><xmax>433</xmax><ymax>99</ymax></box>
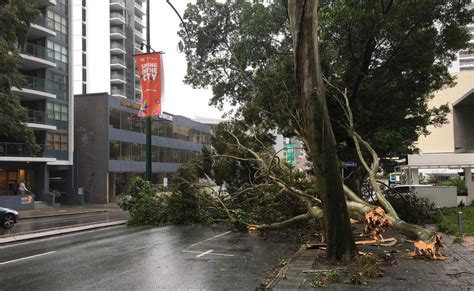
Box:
<box><xmin>134</xmin><ymin>52</ymin><xmax>164</xmax><ymax>117</ymax></box>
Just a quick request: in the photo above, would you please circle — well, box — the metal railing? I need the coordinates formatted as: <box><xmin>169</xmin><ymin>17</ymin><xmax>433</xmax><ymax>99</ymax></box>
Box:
<box><xmin>135</xmin><ymin>2</ymin><xmax>144</xmax><ymax>12</ymax></box>
<box><xmin>111</xmin><ymin>73</ymin><xmax>126</xmax><ymax>81</ymax></box>
<box><xmin>110</xmin><ymin>27</ymin><xmax>125</xmax><ymax>35</ymax></box>
<box><xmin>33</xmin><ymin>16</ymin><xmax>47</xmax><ymax>27</ymax></box>
<box><xmin>0</xmin><ymin>143</ymin><xmax>50</xmax><ymax>158</ymax></box>
<box><xmin>27</xmin><ymin>109</ymin><xmax>46</xmax><ymax>124</ymax></box>
<box><xmin>110</xmin><ymin>12</ymin><xmax>125</xmax><ymax>22</ymax></box>
<box><xmin>110</xmin><ymin>57</ymin><xmax>125</xmax><ymax>66</ymax></box>
<box><xmin>111</xmin><ymin>42</ymin><xmax>126</xmax><ymax>51</ymax></box>
<box><xmin>23</xmin><ymin>42</ymin><xmax>54</xmax><ymax>61</ymax></box>
<box><xmin>21</xmin><ymin>76</ymin><xmax>65</xmax><ymax>97</ymax></box>
<box><xmin>110</xmin><ymin>0</ymin><xmax>125</xmax><ymax>6</ymax></box>
<box><xmin>111</xmin><ymin>88</ymin><xmax>126</xmax><ymax>96</ymax></box>
<box><xmin>135</xmin><ymin>30</ymin><xmax>144</xmax><ymax>39</ymax></box>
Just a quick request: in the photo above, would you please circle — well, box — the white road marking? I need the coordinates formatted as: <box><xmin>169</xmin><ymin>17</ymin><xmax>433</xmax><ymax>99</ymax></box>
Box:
<box><xmin>182</xmin><ymin>250</ymin><xmax>234</xmax><ymax>257</ymax></box>
<box><xmin>196</xmin><ymin>249</ymin><xmax>214</xmax><ymax>257</ymax></box>
<box><xmin>0</xmin><ymin>251</ymin><xmax>56</xmax><ymax>265</ymax></box>
<box><xmin>189</xmin><ymin>231</ymin><xmax>232</xmax><ymax>247</ymax></box>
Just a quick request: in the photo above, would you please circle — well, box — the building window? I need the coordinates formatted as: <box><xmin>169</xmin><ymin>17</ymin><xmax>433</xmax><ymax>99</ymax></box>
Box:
<box><xmin>47</xmin><ymin>133</ymin><xmax>68</xmax><ymax>151</ymax></box>
<box><xmin>109</xmin><ymin>108</ymin><xmax>120</xmax><ymax>129</ymax></box>
<box><xmin>132</xmin><ymin>143</ymin><xmax>142</xmax><ymax>161</ymax></box>
<box><xmin>120</xmin><ymin>111</ymin><xmax>132</xmax><ymax>131</ymax></box>
<box><xmin>109</xmin><ymin>140</ymin><xmax>120</xmax><ymax>160</ymax></box>
<box><xmin>120</xmin><ymin>142</ymin><xmax>131</xmax><ymax>160</ymax></box>
<box><xmin>47</xmin><ymin>40</ymin><xmax>68</xmax><ymax>64</ymax></box>
<box><xmin>46</xmin><ymin>10</ymin><xmax>67</xmax><ymax>34</ymax></box>
<box><xmin>47</xmin><ymin>102</ymin><xmax>68</xmax><ymax>122</ymax></box>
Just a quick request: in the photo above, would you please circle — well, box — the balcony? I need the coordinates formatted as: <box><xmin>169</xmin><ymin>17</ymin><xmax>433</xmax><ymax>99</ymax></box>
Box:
<box><xmin>110</xmin><ymin>72</ymin><xmax>126</xmax><ymax>84</ymax></box>
<box><xmin>110</xmin><ymin>0</ymin><xmax>126</xmax><ymax>10</ymax></box>
<box><xmin>110</xmin><ymin>41</ymin><xmax>126</xmax><ymax>54</ymax></box>
<box><xmin>0</xmin><ymin>143</ymin><xmax>56</xmax><ymax>162</ymax></box>
<box><xmin>110</xmin><ymin>57</ymin><xmax>126</xmax><ymax>69</ymax></box>
<box><xmin>19</xmin><ymin>42</ymin><xmax>56</xmax><ymax>70</ymax></box>
<box><xmin>26</xmin><ymin>109</ymin><xmax>57</xmax><ymax>130</ymax></box>
<box><xmin>135</xmin><ymin>16</ymin><xmax>145</xmax><ymax>29</ymax></box>
<box><xmin>111</xmin><ymin>87</ymin><xmax>127</xmax><ymax>98</ymax></box>
<box><xmin>135</xmin><ymin>29</ymin><xmax>145</xmax><ymax>42</ymax></box>
<box><xmin>29</xmin><ymin>16</ymin><xmax>56</xmax><ymax>39</ymax></box>
<box><xmin>110</xmin><ymin>12</ymin><xmax>126</xmax><ymax>25</ymax></box>
<box><xmin>27</xmin><ymin>0</ymin><xmax>57</xmax><ymax>7</ymax></box>
<box><xmin>134</xmin><ymin>2</ymin><xmax>145</xmax><ymax>16</ymax></box>
<box><xmin>12</xmin><ymin>76</ymin><xmax>57</xmax><ymax>100</ymax></box>
<box><xmin>110</xmin><ymin>26</ymin><xmax>126</xmax><ymax>40</ymax></box>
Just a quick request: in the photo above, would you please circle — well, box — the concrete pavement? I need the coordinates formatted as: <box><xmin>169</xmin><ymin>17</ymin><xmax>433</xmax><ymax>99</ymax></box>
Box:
<box><xmin>270</xmin><ymin>232</ymin><xmax>474</xmax><ymax>290</ymax></box>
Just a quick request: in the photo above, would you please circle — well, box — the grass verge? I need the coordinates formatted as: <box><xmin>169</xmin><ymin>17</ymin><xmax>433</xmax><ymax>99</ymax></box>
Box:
<box><xmin>437</xmin><ymin>205</ymin><xmax>474</xmax><ymax>236</ymax></box>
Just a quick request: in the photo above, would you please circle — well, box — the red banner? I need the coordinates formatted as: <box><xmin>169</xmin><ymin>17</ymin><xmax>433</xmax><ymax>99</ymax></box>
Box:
<box><xmin>135</xmin><ymin>53</ymin><xmax>164</xmax><ymax>117</ymax></box>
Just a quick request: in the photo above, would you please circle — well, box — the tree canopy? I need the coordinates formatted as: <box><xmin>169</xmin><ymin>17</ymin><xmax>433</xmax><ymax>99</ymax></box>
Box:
<box><xmin>179</xmin><ymin>0</ymin><xmax>472</xmax><ymax>167</ymax></box>
<box><xmin>0</xmin><ymin>0</ymin><xmax>40</xmax><ymax>152</ymax></box>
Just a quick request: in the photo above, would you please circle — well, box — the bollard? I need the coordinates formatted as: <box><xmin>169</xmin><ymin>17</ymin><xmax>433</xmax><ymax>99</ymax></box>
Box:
<box><xmin>457</xmin><ymin>212</ymin><xmax>464</xmax><ymax>236</ymax></box>
<box><xmin>437</xmin><ymin>206</ymin><xmax>444</xmax><ymax>219</ymax></box>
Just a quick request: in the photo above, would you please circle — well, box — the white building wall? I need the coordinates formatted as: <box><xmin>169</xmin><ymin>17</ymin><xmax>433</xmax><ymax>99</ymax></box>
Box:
<box><xmin>86</xmin><ymin>0</ymin><xmax>110</xmax><ymax>94</ymax></box>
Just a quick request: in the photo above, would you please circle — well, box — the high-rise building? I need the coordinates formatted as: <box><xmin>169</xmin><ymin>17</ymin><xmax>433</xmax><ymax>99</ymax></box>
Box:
<box><xmin>451</xmin><ymin>1</ymin><xmax>474</xmax><ymax>72</ymax></box>
<box><xmin>0</xmin><ymin>0</ymin><xmax>74</xmax><ymax>208</ymax></box>
<box><xmin>72</xmin><ymin>0</ymin><xmax>146</xmax><ymax>101</ymax></box>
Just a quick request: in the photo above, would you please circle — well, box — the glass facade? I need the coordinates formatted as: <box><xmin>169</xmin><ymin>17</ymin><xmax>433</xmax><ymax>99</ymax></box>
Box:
<box><xmin>109</xmin><ymin>141</ymin><xmax>200</xmax><ymax>163</ymax></box>
<box><xmin>108</xmin><ymin>108</ymin><xmax>211</xmax><ymax>144</ymax></box>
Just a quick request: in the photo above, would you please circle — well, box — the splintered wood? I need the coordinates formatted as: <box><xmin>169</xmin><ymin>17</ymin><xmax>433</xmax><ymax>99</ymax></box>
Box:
<box><xmin>364</xmin><ymin>207</ymin><xmax>391</xmax><ymax>242</ymax></box>
<box><xmin>409</xmin><ymin>234</ymin><xmax>446</xmax><ymax>260</ymax></box>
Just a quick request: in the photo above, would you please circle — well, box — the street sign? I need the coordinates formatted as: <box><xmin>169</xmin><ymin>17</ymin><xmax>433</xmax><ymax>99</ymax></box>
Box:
<box><xmin>342</xmin><ymin>161</ymin><xmax>358</xmax><ymax>168</ymax></box>
<box><xmin>284</xmin><ymin>143</ymin><xmax>296</xmax><ymax>166</ymax></box>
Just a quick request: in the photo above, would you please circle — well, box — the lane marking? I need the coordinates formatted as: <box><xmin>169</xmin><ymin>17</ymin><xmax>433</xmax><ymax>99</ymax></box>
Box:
<box><xmin>182</xmin><ymin>250</ymin><xmax>234</xmax><ymax>257</ymax></box>
<box><xmin>196</xmin><ymin>249</ymin><xmax>213</xmax><ymax>258</ymax></box>
<box><xmin>0</xmin><ymin>251</ymin><xmax>56</xmax><ymax>266</ymax></box>
<box><xmin>189</xmin><ymin>231</ymin><xmax>232</xmax><ymax>247</ymax></box>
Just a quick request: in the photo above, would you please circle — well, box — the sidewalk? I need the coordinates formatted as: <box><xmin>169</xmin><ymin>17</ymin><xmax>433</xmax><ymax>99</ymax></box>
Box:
<box><xmin>0</xmin><ymin>204</ymin><xmax>128</xmax><ymax>245</ymax></box>
<box><xmin>270</xmin><ymin>232</ymin><xmax>474</xmax><ymax>290</ymax></box>
<box><xmin>18</xmin><ymin>203</ymin><xmax>123</xmax><ymax>219</ymax></box>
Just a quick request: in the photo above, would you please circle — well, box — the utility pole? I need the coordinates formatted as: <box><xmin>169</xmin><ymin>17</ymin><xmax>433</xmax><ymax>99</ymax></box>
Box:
<box><xmin>145</xmin><ymin>0</ymin><xmax>152</xmax><ymax>181</ymax></box>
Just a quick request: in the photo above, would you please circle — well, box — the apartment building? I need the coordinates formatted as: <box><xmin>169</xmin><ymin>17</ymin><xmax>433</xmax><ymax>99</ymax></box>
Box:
<box><xmin>0</xmin><ymin>0</ymin><xmax>74</xmax><ymax>208</ymax></box>
<box><xmin>453</xmin><ymin>0</ymin><xmax>474</xmax><ymax>71</ymax></box>
<box><xmin>72</xmin><ymin>0</ymin><xmax>146</xmax><ymax>101</ymax></box>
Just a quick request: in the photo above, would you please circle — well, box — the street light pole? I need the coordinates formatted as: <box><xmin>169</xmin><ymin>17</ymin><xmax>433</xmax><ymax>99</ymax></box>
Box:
<box><xmin>145</xmin><ymin>0</ymin><xmax>152</xmax><ymax>181</ymax></box>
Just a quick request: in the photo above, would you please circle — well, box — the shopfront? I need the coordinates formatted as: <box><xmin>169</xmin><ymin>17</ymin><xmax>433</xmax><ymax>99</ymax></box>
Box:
<box><xmin>0</xmin><ymin>164</ymin><xmax>39</xmax><ymax>210</ymax></box>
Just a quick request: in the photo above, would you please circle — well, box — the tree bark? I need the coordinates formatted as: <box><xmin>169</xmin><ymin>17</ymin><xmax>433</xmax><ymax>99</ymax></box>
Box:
<box><xmin>287</xmin><ymin>0</ymin><xmax>356</xmax><ymax>260</ymax></box>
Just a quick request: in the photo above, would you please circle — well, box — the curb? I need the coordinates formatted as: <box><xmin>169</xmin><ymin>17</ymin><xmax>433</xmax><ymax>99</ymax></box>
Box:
<box><xmin>18</xmin><ymin>209</ymin><xmax>115</xmax><ymax>220</ymax></box>
<box><xmin>265</xmin><ymin>245</ymin><xmax>306</xmax><ymax>289</ymax></box>
<box><xmin>0</xmin><ymin>220</ymin><xmax>127</xmax><ymax>245</ymax></box>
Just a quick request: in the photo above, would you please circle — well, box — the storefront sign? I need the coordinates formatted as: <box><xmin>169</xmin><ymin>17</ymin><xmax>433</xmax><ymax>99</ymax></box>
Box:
<box><xmin>21</xmin><ymin>194</ymin><xmax>33</xmax><ymax>204</ymax></box>
<box><xmin>120</xmin><ymin>99</ymin><xmax>141</xmax><ymax>111</ymax></box>
<box><xmin>135</xmin><ymin>52</ymin><xmax>164</xmax><ymax>117</ymax></box>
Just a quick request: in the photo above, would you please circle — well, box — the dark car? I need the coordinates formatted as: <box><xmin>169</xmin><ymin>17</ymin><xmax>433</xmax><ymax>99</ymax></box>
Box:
<box><xmin>0</xmin><ymin>207</ymin><xmax>19</xmax><ymax>229</ymax></box>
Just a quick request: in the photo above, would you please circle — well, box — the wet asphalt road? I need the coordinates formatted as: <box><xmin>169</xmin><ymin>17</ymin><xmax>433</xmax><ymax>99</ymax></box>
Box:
<box><xmin>0</xmin><ymin>225</ymin><xmax>299</xmax><ymax>290</ymax></box>
<box><xmin>0</xmin><ymin>212</ymin><xmax>129</xmax><ymax>236</ymax></box>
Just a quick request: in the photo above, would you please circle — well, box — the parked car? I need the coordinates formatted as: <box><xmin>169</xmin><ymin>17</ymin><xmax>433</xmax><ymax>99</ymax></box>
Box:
<box><xmin>0</xmin><ymin>207</ymin><xmax>19</xmax><ymax>229</ymax></box>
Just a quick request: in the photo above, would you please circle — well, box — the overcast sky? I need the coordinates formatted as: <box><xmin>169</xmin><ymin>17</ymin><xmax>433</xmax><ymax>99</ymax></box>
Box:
<box><xmin>149</xmin><ymin>0</ymin><xmax>225</xmax><ymax>120</ymax></box>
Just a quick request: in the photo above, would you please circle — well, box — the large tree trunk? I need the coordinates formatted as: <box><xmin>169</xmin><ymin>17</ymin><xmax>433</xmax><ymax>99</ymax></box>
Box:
<box><xmin>287</xmin><ymin>0</ymin><xmax>356</xmax><ymax>260</ymax></box>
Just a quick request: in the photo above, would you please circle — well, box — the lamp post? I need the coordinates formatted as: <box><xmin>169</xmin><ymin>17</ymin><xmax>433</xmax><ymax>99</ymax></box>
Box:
<box><xmin>145</xmin><ymin>0</ymin><xmax>152</xmax><ymax>181</ymax></box>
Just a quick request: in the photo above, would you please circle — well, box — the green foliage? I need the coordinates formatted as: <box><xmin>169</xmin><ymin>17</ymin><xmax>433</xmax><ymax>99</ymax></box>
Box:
<box><xmin>229</xmin><ymin>209</ymin><xmax>254</xmax><ymax>232</ymax></box>
<box><xmin>312</xmin><ymin>270</ymin><xmax>340</xmax><ymax>288</ymax></box>
<box><xmin>0</xmin><ymin>0</ymin><xmax>40</xmax><ymax>153</ymax></box>
<box><xmin>384</xmin><ymin>191</ymin><xmax>439</xmax><ymax>224</ymax></box>
<box><xmin>179</xmin><ymin>0</ymin><xmax>472</xmax><ymax>174</ymax></box>
<box><xmin>121</xmin><ymin>170</ymin><xmax>217</xmax><ymax>226</ymax></box>
<box><xmin>437</xmin><ymin>206</ymin><xmax>474</xmax><ymax>236</ymax></box>
<box><xmin>437</xmin><ymin>177</ymin><xmax>468</xmax><ymax>196</ymax></box>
